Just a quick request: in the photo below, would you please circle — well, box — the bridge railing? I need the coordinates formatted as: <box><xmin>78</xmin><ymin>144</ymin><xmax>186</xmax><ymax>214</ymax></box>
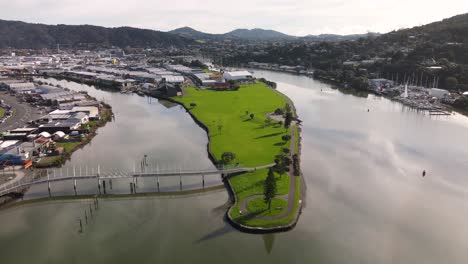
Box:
<box><xmin>0</xmin><ymin>163</ymin><xmax>275</xmax><ymax>197</ymax></box>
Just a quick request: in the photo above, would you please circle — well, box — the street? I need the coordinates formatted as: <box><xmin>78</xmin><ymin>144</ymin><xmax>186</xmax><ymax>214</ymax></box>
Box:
<box><xmin>0</xmin><ymin>92</ymin><xmax>42</xmax><ymax>132</ymax></box>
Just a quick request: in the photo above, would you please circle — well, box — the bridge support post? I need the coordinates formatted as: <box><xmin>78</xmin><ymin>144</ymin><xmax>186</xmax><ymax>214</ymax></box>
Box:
<box><xmin>157</xmin><ymin>176</ymin><xmax>160</xmax><ymax>192</ymax></box>
<box><xmin>129</xmin><ymin>182</ymin><xmax>133</xmax><ymax>194</ymax></box>
<box><xmin>103</xmin><ymin>180</ymin><xmax>107</xmax><ymax>195</ymax></box>
<box><xmin>179</xmin><ymin>175</ymin><xmax>182</xmax><ymax>191</ymax></box>
<box><xmin>73</xmin><ymin>166</ymin><xmax>77</xmax><ymax>196</ymax></box>
<box><xmin>109</xmin><ymin>179</ymin><xmax>113</xmax><ymax>190</ymax></box>
<box><xmin>47</xmin><ymin>170</ymin><xmax>51</xmax><ymax>197</ymax></box>
<box><xmin>202</xmin><ymin>174</ymin><xmax>205</xmax><ymax>189</ymax></box>
<box><xmin>97</xmin><ymin>165</ymin><xmax>101</xmax><ymax>195</ymax></box>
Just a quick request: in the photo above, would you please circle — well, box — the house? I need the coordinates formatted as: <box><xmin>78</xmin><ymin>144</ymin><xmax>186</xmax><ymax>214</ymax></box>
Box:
<box><xmin>157</xmin><ymin>82</ymin><xmax>182</xmax><ymax>97</ymax></box>
<box><xmin>193</xmin><ymin>73</ymin><xmax>211</xmax><ymax>85</ymax></box>
<box><xmin>114</xmin><ymin>79</ymin><xmax>136</xmax><ymax>89</ymax></box>
<box><xmin>8</xmin><ymin>82</ymin><xmax>36</xmax><ymax>94</ymax></box>
<box><xmin>37</xmin><ymin>112</ymin><xmax>89</xmax><ymax>133</ymax></box>
<box><xmin>223</xmin><ymin>71</ymin><xmax>253</xmax><ymax>81</ymax></box>
<box><xmin>71</xmin><ymin>106</ymin><xmax>100</xmax><ymax>120</ymax></box>
<box><xmin>2</xmin><ymin>128</ymin><xmax>37</xmax><ymax>141</ymax></box>
<box><xmin>429</xmin><ymin>88</ymin><xmax>450</xmax><ymax>99</ymax></box>
<box><xmin>162</xmin><ymin>75</ymin><xmax>185</xmax><ymax>84</ymax></box>
<box><xmin>369</xmin><ymin>79</ymin><xmax>395</xmax><ymax>90</ymax></box>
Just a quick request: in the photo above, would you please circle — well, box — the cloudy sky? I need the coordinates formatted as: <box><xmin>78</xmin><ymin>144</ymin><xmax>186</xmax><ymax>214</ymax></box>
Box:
<box><xmin>1</xmin><ymin>0</ymin><xmax>468</xmax><ymax>36</ymax></box>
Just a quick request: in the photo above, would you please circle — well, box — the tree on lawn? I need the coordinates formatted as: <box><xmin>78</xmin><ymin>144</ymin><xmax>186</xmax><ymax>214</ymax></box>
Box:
<box><xmin>190</xmin><ymin>102</ymin><xmax>197</xmax><ymax>108</ymax></box>
<box><xmin>446</xmin><ymin>77</ymin><xmax>458</xmax><ymax>90</ymax></box>
<box><xmin>221</xmin><ymin>152</ymin><xmax>236</xmax><ymax>165</ymax></box>
<box><xmin>217</xmin><ymin>119</ymin><xmax>224</xmax><ymax>134</ymax></box>
<box><xmin>264</xmin><ymin>168</ymin><xmax>277</xmax><ymax>210</ymax></box>
<box><xmin>284</xmin><ymin>112</ymin><xmax>293</xmax><ymax>129</ymax></box>
<box><xmin>284</xmin><ymin>103</ymin><xmax>292</xmax><ymax>113</ymax></box>
<box><xmin>250</xmin><ymin>113</ymin><xmax>255</xmax><ymax>120</ymax></box>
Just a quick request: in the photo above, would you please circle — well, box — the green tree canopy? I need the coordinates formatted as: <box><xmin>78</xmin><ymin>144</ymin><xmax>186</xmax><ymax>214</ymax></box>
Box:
<box><xmin>221</xmin><ymin>152</ymin><xmax>236</xmax><ymax>164</ymax></box>
<box><xmin>264</xmin><ymin>168</ymin><xmax>277</xmax><ymax>210</ymax></box>
<box><xmin>446</xmin><ymin>77</ymin><xmax>459</xmax><ymax>90</ymax></box>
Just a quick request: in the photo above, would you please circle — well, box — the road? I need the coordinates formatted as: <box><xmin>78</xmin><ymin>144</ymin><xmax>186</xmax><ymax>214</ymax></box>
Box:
<box><xmin>0</xmin><ymin>167</ymin><xmax>25</xmax><ymax>190</ymax></box>
<box><xmin>0</xmin><ymin>92</ymin><xmax>42</xmax><ymax>132</ymax></box>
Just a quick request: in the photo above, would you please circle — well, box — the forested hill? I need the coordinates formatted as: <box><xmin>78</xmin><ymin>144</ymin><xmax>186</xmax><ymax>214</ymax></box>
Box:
<box><xmin>0</xmin><ymin>20</ymin><xmax>194</xmax><ymax>49</ymax></box>
<box><xmin>381</xmin><ymin>13</ymin><xmax>468</xmax><ymax>44</ymax></box>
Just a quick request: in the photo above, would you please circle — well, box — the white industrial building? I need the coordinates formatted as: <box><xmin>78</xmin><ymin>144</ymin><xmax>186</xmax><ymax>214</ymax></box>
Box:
<box><xmin>223</xmin><ymin>71</ymin><xmax>253</xmax><ymax>81</ymax></box>
<box><xmin>162</xmin><ymin>75</ymin><xmax>185</xmax><ymax>84</ymax></box>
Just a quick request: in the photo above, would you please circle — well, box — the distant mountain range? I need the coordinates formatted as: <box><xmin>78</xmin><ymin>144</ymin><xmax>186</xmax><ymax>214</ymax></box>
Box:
<box><xmin>4</xmin><ymin>13</ymin><xmax>468</xmax><ymax>50</ymax></box>
<box><xmin>0</xmin><ymin>20</ymin><xmax>194</xmax><ymax>49</ymax></box>
<box><xmin>169</xmin><ymin>26</ymin><xmax>378</xmax><ymax>42</ymax></box>
<box><xmin>168</xmin><ymin>27</ymin><xmax>295</xmax><ymax>41</ymax></box>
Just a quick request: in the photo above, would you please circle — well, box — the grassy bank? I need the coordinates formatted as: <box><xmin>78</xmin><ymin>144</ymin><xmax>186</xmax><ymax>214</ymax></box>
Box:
<box><xmin>0</xmin><ymin>107</ymin><xmax>5</xmax><ymax>119</ymax></box>
<box><xmin>175</xmin><ymin>83</ymin><xmax>290</xmax><ymax>167</ymax></box>
<box><xmin>173</xmin><ymin>82</ymin><xmax>301</xmax><ymax>229</ymax></box>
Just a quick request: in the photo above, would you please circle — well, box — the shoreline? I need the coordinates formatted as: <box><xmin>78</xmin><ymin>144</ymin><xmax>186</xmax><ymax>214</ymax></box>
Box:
<box><xmin>0</xmin><ymin>80</ymin><xmax>114</xmax><ymax>207</ymax></box>
<box><xmin>312</xmin><ymin>75</ymin><xmax>468</xmax><ymax>115</ymax></box>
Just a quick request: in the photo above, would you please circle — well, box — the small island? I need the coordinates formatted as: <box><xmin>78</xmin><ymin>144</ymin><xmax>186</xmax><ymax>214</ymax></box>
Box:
<box><xmin>173</xmin><ymin>79</ymin><xmax>302</xmax><ymax>232</ymax></box>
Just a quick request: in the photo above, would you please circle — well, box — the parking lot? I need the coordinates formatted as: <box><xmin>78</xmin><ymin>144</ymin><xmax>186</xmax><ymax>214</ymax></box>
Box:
<box><xmin>0</xmin><ymin>92</ymin><xmax>43</xmax><ymax>132</ymax></box>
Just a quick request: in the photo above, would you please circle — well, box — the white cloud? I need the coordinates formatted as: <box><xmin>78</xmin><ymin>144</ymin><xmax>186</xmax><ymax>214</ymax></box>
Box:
<box><xmin>0</xmin><ymin>0</ymin><xmax>467</xmax><ymax>35</ymax></box>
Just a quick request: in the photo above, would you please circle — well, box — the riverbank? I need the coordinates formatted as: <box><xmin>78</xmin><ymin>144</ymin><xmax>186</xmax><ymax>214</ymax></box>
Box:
<box><xmin>172</xmin><ymin>81</ymin><xmax>303</xmax><ymax>232</ymax></box>
<box><xmin>34</xmin><ymin>103</ymin><xmax>113</xmax><ymax>168</ymax></box>
<box><xmin>313</xmin><ymin>75</ymin><xmax>468</xmax><ymax>116</ymax></box>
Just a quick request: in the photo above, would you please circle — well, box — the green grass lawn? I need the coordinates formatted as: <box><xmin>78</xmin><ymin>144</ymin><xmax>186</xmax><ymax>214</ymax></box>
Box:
<box><xmin>0</xmin><ymin>107</ymin><xmax>5</xmax><ymax>119</ymax></box>
<box><xmin>202</xmin><ymin>69</ymin><xmax>218</xmax><ymax>74</ymax></box>
<box><xmin>230</xmin><ymin>177</ymin><xmax>301</xmax><ymax>228</ymax></box>
<box><xmin>247</xmin><ymin>197</ymin><xmax>287</xmax><ymax>217</ymax></box>
<box><xmin>174</xmin><ymin>83</ymin><xmax>290</xmax><ymax>167</ymax></box>
<box><xmin>57</xmin><ymin>142</ymin><xmax>81</xmax><ymax>153</ymax></box>
<box><xmin>293</xmin><ymin>125</ymin><xmax>299</xmax><ymax>154</ymax></box>
<box><xmin>229</xmin><ymin>169</ymin><xmax>289</xmax><ymax>201</ymax></box>
<box><xmin>36</xmin><ymin>156</ymin><xmax>63</xmax><ymax>167</ymax></box>
<box><xmin>173</xmin><ymin>82</ymin><xmax>301</xmax><ymax>229</ymax></box>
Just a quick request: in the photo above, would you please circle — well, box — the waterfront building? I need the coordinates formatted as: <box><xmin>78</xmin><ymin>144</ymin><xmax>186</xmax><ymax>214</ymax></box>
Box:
<box><xmin>223</xmin><ymin>71</ymin><xmax>253</xmax><ymax>81</ymax></box>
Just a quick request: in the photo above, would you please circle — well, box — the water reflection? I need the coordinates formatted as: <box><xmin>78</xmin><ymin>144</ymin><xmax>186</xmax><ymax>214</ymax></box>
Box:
<box><xmin>25</xmin><ymin>78</ymin><xmax>222</xmax><ymax>198</ymax></box>
<box><xmin>262</xmin><ymin>234</ymin><xmax>276</xmax><ymax>254</ymax></box>
<box><xmin>1</xmin><ymin>72</ymin><xmax>468</xmax><ymax>263</ymax></box>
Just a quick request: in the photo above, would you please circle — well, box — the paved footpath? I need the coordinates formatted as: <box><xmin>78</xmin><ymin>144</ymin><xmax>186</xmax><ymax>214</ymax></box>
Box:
<box><xmin>238</xmin><ymin>125</ymin><xmax>298</xmax><ymax>221</ymax></box>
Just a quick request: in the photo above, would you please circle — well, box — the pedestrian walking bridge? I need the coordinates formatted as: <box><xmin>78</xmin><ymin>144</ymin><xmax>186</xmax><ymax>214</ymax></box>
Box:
<box><xmin>0</xmin><ymin>163</ymin><xmax>275</xmax><ymax>197</ymax></box>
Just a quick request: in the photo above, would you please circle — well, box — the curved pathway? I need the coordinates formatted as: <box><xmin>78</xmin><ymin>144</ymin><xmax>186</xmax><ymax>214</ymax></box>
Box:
<box><xmin>238</xmin><ymin>125</ymin><xmax>299</xmax><ymax>221</ymax></box>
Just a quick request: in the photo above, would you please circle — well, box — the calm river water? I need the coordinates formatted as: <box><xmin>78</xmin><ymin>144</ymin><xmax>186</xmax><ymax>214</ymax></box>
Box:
<box><xmin>1</xmin><ymin>71</ymin><xmax>468</xmax><ymax>264</ymax></box>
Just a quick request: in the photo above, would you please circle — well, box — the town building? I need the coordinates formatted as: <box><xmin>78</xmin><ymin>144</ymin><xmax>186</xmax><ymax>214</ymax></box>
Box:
<box><xmin>223</xmin><ymin>71</ymin><xmax>253</xmax><ymax>81</ymax></box>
